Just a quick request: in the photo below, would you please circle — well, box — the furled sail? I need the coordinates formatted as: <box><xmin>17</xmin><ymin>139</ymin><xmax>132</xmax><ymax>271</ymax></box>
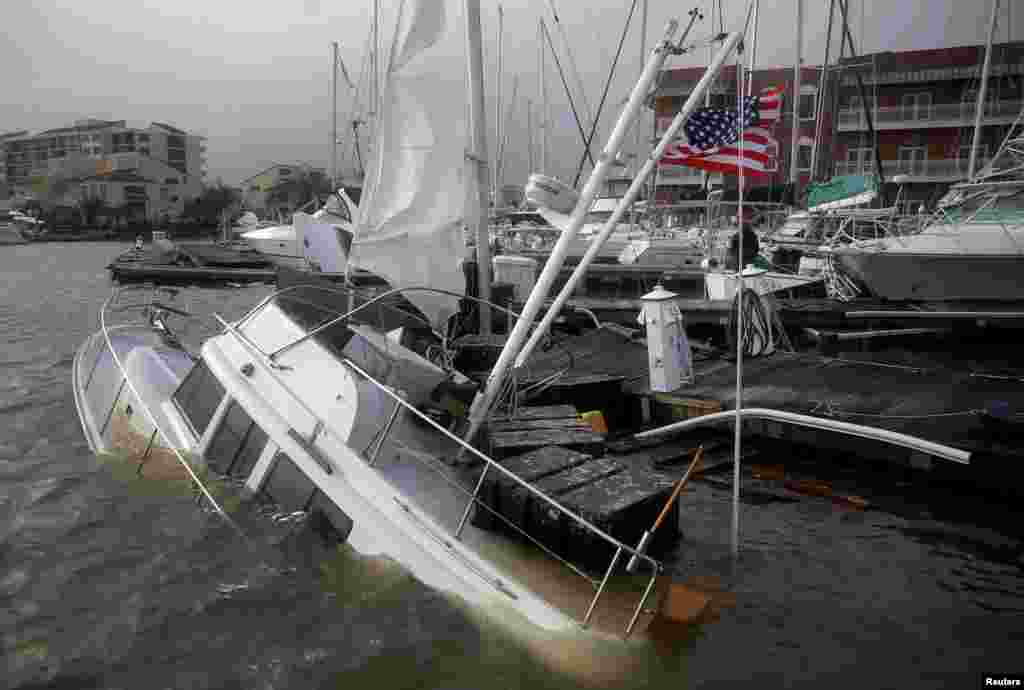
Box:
<box><xmin>352</xmin><ymin>0</ymin><xmax>477</xmax><ymax>329</ymax></box>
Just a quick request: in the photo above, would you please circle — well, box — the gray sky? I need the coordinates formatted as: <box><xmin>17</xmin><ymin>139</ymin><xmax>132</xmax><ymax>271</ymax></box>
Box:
<box><xmin>2</xmin><ymin>0</ymin><xmax>1015</xmax><ymax>188</ymax></box>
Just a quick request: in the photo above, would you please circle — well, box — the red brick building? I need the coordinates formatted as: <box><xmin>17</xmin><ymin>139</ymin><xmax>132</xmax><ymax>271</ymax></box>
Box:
<box><xmin>650</xmin><ymin>40</ymin><xmax>1024</xmax><ymax>207</ymax></box>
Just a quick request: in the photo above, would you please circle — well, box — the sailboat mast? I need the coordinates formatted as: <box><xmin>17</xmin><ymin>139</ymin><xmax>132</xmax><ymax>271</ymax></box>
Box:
<box><xmin>527</xmin><ymin>98</ymin><xmax>534</xmax><ymax>173</ymax></box>
<box><xmin>633</xmin><ymin>0</ymin><xmax>649</xmax><ymax>176</ymax></box>
<box><xmin>331</xmin><ymin>41</ymin><xmax>339</xmax><ymax>190</ymax></box>
<box><xmin>539</xmin><ymin>20</ymin><xmax>548</xmax><ymax>173</ymax></box>
<box><xmin>969</xmin><ymin>0</ymin><xmax>1000</xmax><ymax>180</ymax></box>
<box><xmin>494</xmin><ymin>4</ymin><xmax>504</xmax><ymax>203</ymax></box>
<box><xmin>810</xmin><ymin>0</ymin><xmax>836</xmax><ymax>181</ymax></box>
<box><xmin>790</xmin><ymin>0</ymin><xmax>803</xmax><ymax>194</ymax></box>
<box><xmin>371</xmin><ymin>0</ymin><xmax>380</xmax><ymax>153</ymax></box>
<box><xmin>465</xmin><ymin>0</ymin><xmax>493</xmax><ymax>333</ymax></box>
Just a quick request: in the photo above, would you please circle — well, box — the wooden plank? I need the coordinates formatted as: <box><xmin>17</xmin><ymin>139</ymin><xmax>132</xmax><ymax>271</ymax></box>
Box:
<box><xmin>472</xmin><ymin>446</ymin><xmax>592</xmax><ymax>532</ymax></box>
<box><xmin>490</xmin><ymin>405</ymin><xmax>579</xmax><ymax>421</ymax></box>
<box><xmin>489</xmin><ymin>418</ymin><xmax>590</xmax><ymax>433</ymax></box>
<box><xmin>488</xmin><ymin>427</ymin><xmax>605</xmax><ymax>459</ymax></box>
<box><xmin>531</xmin><ymin>456</ymin><xmax>624</xmax><ymax>497</ymax></box>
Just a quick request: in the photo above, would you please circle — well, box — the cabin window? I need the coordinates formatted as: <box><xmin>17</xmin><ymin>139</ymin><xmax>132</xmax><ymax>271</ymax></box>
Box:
<box><xmin>205</xmin><ymin>400</ymin><xmax>268</xmax><ymax>478</ymax></box>
<box><xmin>172</xmin><ymin>359</ymin><xmax>225</xmax><ymax>438</ymax></box>
<box><xmin>262</xmin><ymin>451</ymin><xmax>317</xmax><ymax>512</ymax></box>
<box><xmin>308</xmin><ymin>490</ymin><xmax>353</xmax><ymax>544</ymax></box>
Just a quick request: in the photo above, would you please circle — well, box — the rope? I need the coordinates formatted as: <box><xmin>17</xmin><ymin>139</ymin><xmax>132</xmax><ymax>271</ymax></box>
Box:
<box><xmin>726</xmin><ymin>287</ymin><xmax>794</xmax><ymax>357</ymax></box>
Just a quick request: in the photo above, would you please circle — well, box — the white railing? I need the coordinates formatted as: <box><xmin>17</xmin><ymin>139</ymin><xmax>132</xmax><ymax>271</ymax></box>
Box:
<box><xmin>837</xmin><ymin>99</ymin><xmax>1024</xmax><ymax>130</ymax></box>
<box><xmin>834</xmin><ymin>157</ymin><xmax>991</xmax><ymax>181</ymax></box>
<box><xmin>221</xmin><ymin>283</ymin><xmax>666</xmax><ymax>636</ymax></box>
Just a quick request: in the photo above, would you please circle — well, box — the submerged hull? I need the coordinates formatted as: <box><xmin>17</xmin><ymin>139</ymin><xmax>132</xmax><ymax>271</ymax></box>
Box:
<box><xmin>834</xmin><ymin>250</ymin><xmax>1024</xmax><ymax>302</ymax></box>
<box><xmin>73</xmin><ymin>294</ymin><xmax>665</xmax><ymax>648</ymax></box>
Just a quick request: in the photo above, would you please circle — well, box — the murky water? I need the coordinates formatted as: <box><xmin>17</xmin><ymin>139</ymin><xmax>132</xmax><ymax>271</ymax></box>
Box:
<box><xmin>1</xmin><ymin>242</ymin><xmax>1021</xmax><ymax>688</ymax></box>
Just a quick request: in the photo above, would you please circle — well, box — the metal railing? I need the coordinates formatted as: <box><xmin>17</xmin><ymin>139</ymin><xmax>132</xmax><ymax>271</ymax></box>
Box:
<box><xmin>834</xmin><ymin>157</ymin><xmax>992</xmax><ymax>181</ymax></box>
<box><xmin>86</xmin><ymin>285</ymin><xmax>241</xmax><ymax>533</ymax></box>
<box><xmin>837</xmin><ymin>99</ymin><xmax>1024</xmax><ymax>130</ymax></box>
<box><xmin>218</xmin><ymin>284</ymin><xmax>665</xmax><ymax>636</ymax></box>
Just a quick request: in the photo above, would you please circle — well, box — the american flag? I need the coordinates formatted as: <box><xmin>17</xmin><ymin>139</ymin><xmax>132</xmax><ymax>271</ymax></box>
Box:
<box><xmin>660</xmin><ymin>86</ymin><xmax>784</xmax><ymax>178</ymax></box>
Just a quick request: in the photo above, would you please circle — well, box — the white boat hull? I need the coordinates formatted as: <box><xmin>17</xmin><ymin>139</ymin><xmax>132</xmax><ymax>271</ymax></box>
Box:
<box><xmin>833</xmin><ymin>249</ymin><xmax>1024</xmax><ymax>301</ymax></box>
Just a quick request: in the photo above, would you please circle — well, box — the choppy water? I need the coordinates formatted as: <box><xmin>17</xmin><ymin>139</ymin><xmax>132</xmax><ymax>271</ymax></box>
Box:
<box><xmin>1</xmin><ymin>242</ymin><xmax>1022</xmax><ymax>689</ymax></box>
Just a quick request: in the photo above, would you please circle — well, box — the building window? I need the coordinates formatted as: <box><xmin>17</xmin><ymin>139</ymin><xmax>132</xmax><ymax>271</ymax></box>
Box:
<box><xmin>902</xmin><ymin>93</ymin><xmax>931</xmax><ymax>121</ymax></box>
<box><xmin>799</xmin><ymin>85</ymin><xmax>817</xmax><ymax>121</ymax></box>
<box><xmin>797</xmin><ymin>143</ymin><xmax>813</xmax><ymax>171</ymax></box>
<box><xmin>897</xmin><ymin>146</ymin><xmax>927</xmax><ymax>175</ymax></box>
<box><xmin>957</xmin><ymin>144</ymin><xmax>988</xmax><ymax>173</ymax></box>
<box><xmin>765</xmin><ymin>140</ymin><xmax>780</xmax><ymax>172</ymax></box>
<box><xmin>845</xmin><ymin>147</ymin><xmax>873</xmax><ymax>175</ymax></box>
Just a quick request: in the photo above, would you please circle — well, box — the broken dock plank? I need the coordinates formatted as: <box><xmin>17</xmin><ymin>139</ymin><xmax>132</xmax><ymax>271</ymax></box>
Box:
<box><xmin>488</xmin><ymin>428</ymin><xmax>605</xmax><ymax>459</ymax></box>
<box><xmin>472</xmin><ymin>446</ymin><xmax>592</xmax><ymax>532</ymax></box>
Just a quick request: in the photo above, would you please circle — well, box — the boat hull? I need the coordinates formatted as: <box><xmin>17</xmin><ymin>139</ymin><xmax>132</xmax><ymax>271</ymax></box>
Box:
<box><xmin>0</xmin><ymin>225</ymin><xmax>27</xmax><ymax>244</ymax></box>
<box><xmin>833</xmin><ymin>250</ymin><xmax>1024</xmax><ymax>301</ymax></box>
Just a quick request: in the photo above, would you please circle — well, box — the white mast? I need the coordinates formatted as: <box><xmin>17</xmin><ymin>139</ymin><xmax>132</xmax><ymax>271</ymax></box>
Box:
<box><xmin>538</xmin><ymin>19</ymin><xmax>549</xmax><ymax>174</ymax></box>
<box><xmin>969</xmin><ymin>0</ymin><xmax>1000</xmax><ymax>180</ymax></box>
<box><xmin>789</xmin><ymin>0</ymin><xmax>802</xmax><ymax>193</ymax></box>
<box><xmin>494</xmin><ymin>4</ymin><xmax>504</xmax><ymax>203</ymax></box>
<box><xmin>465</xmin><ymin>0</ymin><xmax>493</xmax><ymax>333</ymax></box>
<box><xmin>331</xmin><ymin>41</ymin><xmax>339</xmax><ymax>190</ymax></box>
<box><xmin>527</xmin><ymin>97</ymin><xmax>534</xmax><ymax>174</ymax></box>
<box><xmin>497</xmin><ymin>74</ymin><xmax>518</xmax><ymax>200</ymax></box>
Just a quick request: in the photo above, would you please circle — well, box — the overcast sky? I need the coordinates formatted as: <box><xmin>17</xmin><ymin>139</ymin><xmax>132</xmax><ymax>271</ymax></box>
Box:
<box><xmin>2</xmin><ymin>0</ymin><xmax>1016</xmax><ymax>189</ymax></box>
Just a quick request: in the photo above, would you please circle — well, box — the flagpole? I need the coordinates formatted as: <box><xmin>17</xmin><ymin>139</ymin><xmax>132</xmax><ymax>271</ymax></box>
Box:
<box><xmin>733</xmin><ymin>0</ymin><xmax>759</xmax><ymax>561</ymax></box>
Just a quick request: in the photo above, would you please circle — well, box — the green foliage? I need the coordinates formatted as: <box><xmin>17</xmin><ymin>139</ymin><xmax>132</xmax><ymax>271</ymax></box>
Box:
<box><xmin>265</xmin><ymin>168</ymin><xmax>332</xmax><ymax>213</ymax></box>
<box><xmin>183</xmin><ymin>182</ymin><xmax>242</xmax><ymax>225</ymax></box>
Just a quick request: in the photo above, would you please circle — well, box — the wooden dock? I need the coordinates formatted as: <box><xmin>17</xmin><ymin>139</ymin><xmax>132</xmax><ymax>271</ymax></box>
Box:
<box><xmin>514</xmin><ymin>325</ymin><xmax>1024</xmax><ymax>474</ymax></box>
<box><xmin>472</xmin><ymin>406</ymin><xmax>683</xmax><ymax>572</ymax></box>
<box><xmin>108</xmin><ymin>243</ymin><xmax>276</xmax><ymax>285</ymax></box>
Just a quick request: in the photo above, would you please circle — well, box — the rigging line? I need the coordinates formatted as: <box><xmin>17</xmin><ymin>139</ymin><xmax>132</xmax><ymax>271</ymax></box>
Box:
<box><xmin>541</xmin><ymin>19</ymin><xmax>596</xmax><ymax>170</ymax></box>
<box><xmin>546</xmin><ymin>0</ymin><xmax>596</xmax><ymax>138</ymax></box>
<box><xmin>573</xmin><ymin>0</ymin><xmax>640</xmax><ymax>186</ymax></box>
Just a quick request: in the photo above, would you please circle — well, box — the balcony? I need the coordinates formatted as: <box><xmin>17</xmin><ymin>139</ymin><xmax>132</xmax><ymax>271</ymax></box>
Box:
<box><xmin>654</xmin><ymin>165</ymin><xmax>722</xmax><ymax>185</ymax></box>
<box><xmin>837</xmin><ymin>99</ymin><xmax>1023</xmax><ymax>132</ymax></box>
<box><xmin>834</xmin><ymin>156</ymin><xmax>991</xmax><ymax>183</ymax></box>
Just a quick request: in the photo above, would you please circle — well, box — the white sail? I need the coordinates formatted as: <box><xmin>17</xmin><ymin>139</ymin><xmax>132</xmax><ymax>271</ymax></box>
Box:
<box><xmin>352</xmin><ymin>0</ymin><xmax>477</xmax><ymax>329</ymax></box>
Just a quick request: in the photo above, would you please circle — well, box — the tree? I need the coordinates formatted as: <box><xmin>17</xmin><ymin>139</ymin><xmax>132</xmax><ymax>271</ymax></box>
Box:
<box><xmin>78</xmin><ymin>195</ymin><xmax>108</xmax><ymax>227</ymax></box>
<box><xmin>182</xmin><ymin>183</ymin><xmax>241</xmax><ymax>225</ymax></box>
<box><xmin>265</xmin><ymin>168</ymin><xmax>332</xmax><ymax>215</ymax></box>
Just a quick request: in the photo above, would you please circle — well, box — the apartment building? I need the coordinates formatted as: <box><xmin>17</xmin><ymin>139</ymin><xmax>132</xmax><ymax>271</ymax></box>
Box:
<box><xmin>2</xmin><ymin>119</ymin><xmax>206</xmax><ymax>218</ymax></box>
<box><xmin>241</xmin><ymin>163</ymin><xmax>328</xmax><ymax>217</ymax></box>
<box><xmin>832</xmin><ymin>40</ymin><xmax>1023</xmax><ymax>206</ymax></box>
